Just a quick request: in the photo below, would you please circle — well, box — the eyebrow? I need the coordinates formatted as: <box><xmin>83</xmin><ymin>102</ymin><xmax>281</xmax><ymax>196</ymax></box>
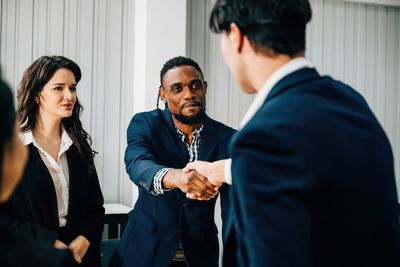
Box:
<box><xmin>52</xmin><ymin>83</ymin><xmax>77</xmax><ymax>86</ymax></box>
<box><xmin>190</xmin><ymin>79</ymin><xmax>202</xmax><ymax>84</ymax></box>
<box><xmin>169</xmin><ymin>79</ymin><xmax>202</xmax><ymax>88</ymax></box>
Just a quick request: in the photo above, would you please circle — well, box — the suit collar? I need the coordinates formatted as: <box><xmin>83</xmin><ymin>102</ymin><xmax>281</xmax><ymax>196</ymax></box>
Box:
<box><xmin>266</xmin><ymin>67</ymin><xmax>320</xmax><ymax>101</ymax></box>
<box><xmin>198</xmin><ymin>116</ymin><xmax>218</xmax><ymax>161</ymax></box>
<box><xmin>160</xmin><ymin>108</ymin><xmax>189</xmax><ymax>163</ymax></box>
<box><xmin>28</xmin><ymin>144</ymin><xmax>59</xmax><ymax>226</ymax></box>
<box><xmin>240</xmin><ymin>58</ymin><xmax>314</xmax><ymax>128</ymax></box>
<box><xmin>160</xmin><ymin>108</ymin><xmax>218</xmax><ymax>162</ymax></box>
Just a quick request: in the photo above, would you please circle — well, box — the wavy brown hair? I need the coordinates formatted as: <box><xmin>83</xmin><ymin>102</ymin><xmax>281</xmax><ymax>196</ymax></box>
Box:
<box><xmin>17</xmin><ymin>56</ymin><xmax>97</xmax><ymax>174</ymax></box>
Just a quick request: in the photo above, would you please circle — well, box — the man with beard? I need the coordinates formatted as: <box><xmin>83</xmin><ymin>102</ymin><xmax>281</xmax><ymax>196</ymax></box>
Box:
<box><xmin>110</xmin><ymin>56</ymin><xmax>235</xmax><ymax>267</ymax></box>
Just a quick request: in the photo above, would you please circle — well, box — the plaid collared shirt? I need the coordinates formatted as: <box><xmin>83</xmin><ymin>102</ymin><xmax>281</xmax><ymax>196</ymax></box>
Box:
<box><xmin>151</xmin><ymin>124</ymin><xmax>204</xmax><ymax>195</ymax></box>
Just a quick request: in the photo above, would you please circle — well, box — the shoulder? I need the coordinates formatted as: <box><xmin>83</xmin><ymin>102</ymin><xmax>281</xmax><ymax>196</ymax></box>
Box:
<box><xmin>206</xmin><ymin>116</ymin><xmax>236</xmax><ymax>137</ymax></box>
<box><xmin>129</xmin><ymin>109</ymin><xmax>162</xmax><ymax>127</ymax></box>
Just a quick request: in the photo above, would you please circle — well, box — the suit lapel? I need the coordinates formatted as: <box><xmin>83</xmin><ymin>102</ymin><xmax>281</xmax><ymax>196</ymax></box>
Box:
<box><xmin>29</xmin><ymin>144</ymin><xmax>59</xmax><ymax>227</ymax></box>
<box><xmin>160</xmin><ymin>108</ymin><xmax>189</xmax><ymax>164</ymax></box>
<box><xmin>198</xmin><ymin>116</ymin><xmax>218</xmax><ymax>161</ymax></box>
<box><xmin>65</xmin><ymin>146</ymin><xmax>81</xmax><ymax>226</ymax></box>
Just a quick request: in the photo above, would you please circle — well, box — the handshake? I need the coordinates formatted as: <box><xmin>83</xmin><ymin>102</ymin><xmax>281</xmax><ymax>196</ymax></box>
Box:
<box><xmin>162</xmin><ymin>159</ymin><xmax>228</xmax><ymax>201</ymax></box>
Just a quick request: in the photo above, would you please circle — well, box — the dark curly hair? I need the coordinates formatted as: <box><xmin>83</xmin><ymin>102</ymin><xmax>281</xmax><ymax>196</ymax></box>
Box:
<box><xmin>17</xmin><ymin>56</ymin><xmax>97</xmax><ymax>174</ymax></box>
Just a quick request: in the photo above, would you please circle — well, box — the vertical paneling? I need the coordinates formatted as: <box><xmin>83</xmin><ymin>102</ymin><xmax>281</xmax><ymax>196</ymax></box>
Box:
<box><xmin>186</xmin><ymin>0</ymin><xmax>207</xmax><ymax>69</ymax></box>
<box><xmin>119</xmin><ymin>0</ymin><xmax>136</xmax><ymax>205</ymax></box>
<box><xmin>74</xmin><ymin>0</ymin><xmax>95</xmax><ymax>131</ymax></box>
<box><xmin>92</xmin><ymin>0</ymin><xmax>107</xmax><ymax>199</ymax></box>
<box><xmin>187</xmin><ymin>0</ymin><xmax>253</xmax><ymax>129</ymax></box>
<box><xmin>47</xmin><ymin>0</ymin><xmax>64</xmax><ymax>54</ymax></box>
<box><xmin>187</xmin><ymin>0</ymin><xmax>400</xmax><ymax>193</ymax></box>
<box><xmin>102</xmin><ymin>0</ymin><xmax>123</xmax><ymax>202</ymax></box>
<box><xmin>14</xmin><ymin>0</ymin><xmax>34</xmax><ymax>88</ymax></box>
<box><xmin>1</xmin><ymin>0</ymin><xmax>16</xmax><ymax>87</ymax></box>
<box><xmin>0</xmin><ymin>0</ymin><xmax>135</xmax><ymax>205</ymax></box>
<box><xmin>307</xmin><ymin>0</ymin><xmax>400</xmax><ymax>193</ymax></box>
<box><xmin>32</xmin><ymin>0</ymin><xmax>48</xmax><ymax>59</ymax></box>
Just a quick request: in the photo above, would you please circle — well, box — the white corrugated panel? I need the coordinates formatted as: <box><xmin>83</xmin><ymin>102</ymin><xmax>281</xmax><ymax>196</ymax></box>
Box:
<box><xmin>0</xmin><ymin>0</ymin><xmax>135</xmax><ymax>205</ymax></box>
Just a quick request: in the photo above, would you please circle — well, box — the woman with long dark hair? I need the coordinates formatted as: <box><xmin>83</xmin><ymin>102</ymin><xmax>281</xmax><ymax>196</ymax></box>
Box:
<box><xmin>0</xmin><ymin>56</ymin><xmax>104</xmax><ymax>266</ymax></box>
<box><xmin>0</xmin><ymin>76</ymin><xmax>77</xmax><ymax>266</ymax></box>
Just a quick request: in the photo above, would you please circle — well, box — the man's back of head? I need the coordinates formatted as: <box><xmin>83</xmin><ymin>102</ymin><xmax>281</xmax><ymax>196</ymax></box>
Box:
<box><xmin>210</xmin><ymin>0</ymin><xmax>312</xmax><ymax>56</ymax></box>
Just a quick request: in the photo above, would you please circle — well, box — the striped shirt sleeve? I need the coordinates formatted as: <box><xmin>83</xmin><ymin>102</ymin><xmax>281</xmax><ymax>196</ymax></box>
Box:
<box><xmin>151</xmin><ymin>167</ymin><xmax>171</xmax><ymax>196</ymax></box>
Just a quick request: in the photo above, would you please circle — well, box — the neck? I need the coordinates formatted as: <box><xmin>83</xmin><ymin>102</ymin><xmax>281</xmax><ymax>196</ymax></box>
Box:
<box><xmin>33</xmin><ymin>113</ymin><xmax>62</xmax><ymax>141</ymax></box>
<box><xmin>245</xmin><ymin>51</ymin><xmax>305</xmax><ymax>93</ymax></box>
<box><xmin>172</xmin><ymin>117</ymin><xmax>202</xmax><ymax>143</ymax></box>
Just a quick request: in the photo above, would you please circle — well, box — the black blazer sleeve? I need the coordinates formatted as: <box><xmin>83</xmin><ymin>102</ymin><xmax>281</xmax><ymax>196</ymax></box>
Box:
<box><xmin>77</xmin><ymin>166</ymin><xmax>105</xmax><ymax>246</ymax></box>
<box><xmin>0</xmin><ymin>202</ymin><xmax>59</xmax><ymax>244</ymax></box>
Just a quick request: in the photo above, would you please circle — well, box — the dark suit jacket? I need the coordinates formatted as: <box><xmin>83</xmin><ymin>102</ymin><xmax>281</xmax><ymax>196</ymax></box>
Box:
<box><xmin>110</xmin><ymin>108</ymin><xmax>235</xmax><ymax>267</ymax></box>
<box><xmin>0</xmin><ymin>144</ymin><xmax>105</xmax><ymax>267</ymax></box>
<box><xmin>224</xmin><ymin>68</ymin><xmax>400</xmax><ymax>267</ymax></box>
<box><xmin>0</xmin><ymin>226</ymin><xmax>78</xmax><ymax>267</ymax></box>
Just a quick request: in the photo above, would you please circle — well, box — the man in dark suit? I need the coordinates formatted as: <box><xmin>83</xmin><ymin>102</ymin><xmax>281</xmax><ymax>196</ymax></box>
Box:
<box><xmin>185</xmin><ymin>0</ymin><xmax>400</xmax><ymax>266</ymax></box>
<box><xmin>110</xmin><ymin>56</ymin><xmax>235</xmax><ymax>267</ymax></box>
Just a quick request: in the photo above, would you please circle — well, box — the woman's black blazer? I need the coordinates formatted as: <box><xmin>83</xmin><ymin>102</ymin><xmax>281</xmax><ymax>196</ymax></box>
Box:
<box><xmin>0</xmin><ymin>144</ymin><xmax>105</xmax><ymax>267</ymax></box>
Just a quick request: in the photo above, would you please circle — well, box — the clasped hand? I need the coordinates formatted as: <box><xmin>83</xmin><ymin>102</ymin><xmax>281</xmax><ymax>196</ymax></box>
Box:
<box><xmin>54</xmin><ymin>235</ymin><xmax>90</xmax><ymax>264</ymax></box>
<box><xmin>183</xmin><ymin>159</ymin><xmax>227</xmax><ymax>200</ymax></box>
<box><xmin>162</xmin><ymin>169</ymin><xmax>218</xmax><ymax>201</ymax></box>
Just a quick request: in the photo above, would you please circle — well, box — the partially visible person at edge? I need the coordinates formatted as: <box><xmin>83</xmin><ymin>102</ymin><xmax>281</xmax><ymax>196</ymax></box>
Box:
<box><xmin>185</xmin><ymin>0</ymin><xmax>400</xmax><ymax>266</ymax></box>
<box><xmin>110</xmin><ymin>56</ymin><xmax>235</xmax><ymax>267</ymax></box>
<box><xmin>0</xmin><ymin>74</ymin><xmax>78</xmax><ymax>267</ymax></box>
<box><xmin>0</xmin><ymin>56</ymin><xmax>105</xmax><ymax>266</ymax></box>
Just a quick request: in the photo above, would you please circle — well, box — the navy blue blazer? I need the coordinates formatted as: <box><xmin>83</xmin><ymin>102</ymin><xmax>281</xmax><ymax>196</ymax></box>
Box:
<box><xmin>111</xmin><ymin>108</ymin><xmax>235</xmax><ymax>267</ymax></box>
<box><xmin>223</xmin><ymin>68</ymin><xmax>400</xmax><ymax>267</ymax></box>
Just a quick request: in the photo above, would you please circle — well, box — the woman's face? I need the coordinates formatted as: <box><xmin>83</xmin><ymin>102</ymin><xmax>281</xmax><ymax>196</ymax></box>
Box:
<box><xmin>0</xmin><ymin>123</ymin><xmax>28</xmax><ymax>202</ymax></box>
<box><xmin>38</xmin><ymin>68</ymin><xmax>77</xmax><ymax>120</ymax></box>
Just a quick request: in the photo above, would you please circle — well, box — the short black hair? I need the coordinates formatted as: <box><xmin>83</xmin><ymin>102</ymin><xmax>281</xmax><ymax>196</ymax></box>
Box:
<box><xmin>159</xmin><ymin>56</ymin><xmax>204</xmax><ymax>87</ymax></box>
<box><xmin>209</xmin><ymin>0</ymin><xmax>312</xmax><ymax>56</ymax></box>
<box><xmin>0</xmin><ymin>78</ymin><xmax>16</xmax><ymax>184</ymax></box>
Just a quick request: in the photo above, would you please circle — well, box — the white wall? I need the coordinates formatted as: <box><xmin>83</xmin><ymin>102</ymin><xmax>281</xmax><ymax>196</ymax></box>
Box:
<box><xmin>0</xmin><ymin>0</ymin><xmax>134</xmax><ymax>205</ymax></box>
<box><xmin>187</xmin><ymin>0</ymin><xmax>400</xmax><ymax>195</ymax></box>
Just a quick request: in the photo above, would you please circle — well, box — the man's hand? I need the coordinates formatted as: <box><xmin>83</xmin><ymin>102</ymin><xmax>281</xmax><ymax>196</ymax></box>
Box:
<box><xmin>54</xmin><ymin>239</ymin><xmax>68</xmax><ymax>249</ymax></box>
<box><xmin>68</xmin><ymin>235</ymin><xmax>90</xmax><ymax>264</ymax></box>
<box><xmin>184</xmin><ymin>159</ymin><xmax>227</xmax><ymax>187</ymax></box>
<box><xmin>162</xmin><ymin>169</ymin><xmax>218</xmax><ymax>200</ymax></box>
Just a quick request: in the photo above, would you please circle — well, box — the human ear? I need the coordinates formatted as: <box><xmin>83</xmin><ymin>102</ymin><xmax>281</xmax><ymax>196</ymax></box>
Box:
<box><xmin>159</xmin><ymin>87</ymin><xmax>166</xmax><ymax>103</ymax></box>
<box><xmin>229</xmin><ymin>22</ymin><xmax>244</xmax><ymax>53</ymax></box>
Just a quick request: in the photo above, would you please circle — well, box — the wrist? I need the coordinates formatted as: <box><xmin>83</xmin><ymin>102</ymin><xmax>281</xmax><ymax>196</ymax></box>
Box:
<box><xmin>162</xmin><ymin>169</ymin><xmax>177</xmax><ymax>189</ymax></box>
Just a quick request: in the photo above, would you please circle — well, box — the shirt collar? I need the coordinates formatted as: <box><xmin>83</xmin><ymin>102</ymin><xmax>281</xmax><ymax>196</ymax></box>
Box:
<box><xmin>239</xmin><ymin>57</ymin><xmax>314</xmax><ymax>129</ymax></box>
<box><xmin>20</xmin><ymin>127</ymin><xmax>74</xmax><ymax>155</ymax></box>
<box><xmin>176</xmin><ymin>124</ymin><xmax>204</xmax><ymax>144</ymax></box>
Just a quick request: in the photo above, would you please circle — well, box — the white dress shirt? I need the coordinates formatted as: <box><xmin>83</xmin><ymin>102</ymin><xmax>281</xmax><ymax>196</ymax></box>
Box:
<box><xmin>224</xmin><ymin>57</ymin><xmax>314</xmax><ymax>184</ymax></box>
<box><xmin>20</xmin><ymin>129</ymin><xmax>73</xmax><ymax>227</ymax></box>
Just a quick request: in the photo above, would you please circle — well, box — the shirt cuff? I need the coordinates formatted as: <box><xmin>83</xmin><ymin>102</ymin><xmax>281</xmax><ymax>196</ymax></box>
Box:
<box><xmin>151</xmin><ymin>168</ymin><xmax>171</xmax><ymax>196</ymax></box>
<box><xmin>224</xmin><ymin>158</ymin><xmax>232</xmax><ymax>185</ymax></box>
